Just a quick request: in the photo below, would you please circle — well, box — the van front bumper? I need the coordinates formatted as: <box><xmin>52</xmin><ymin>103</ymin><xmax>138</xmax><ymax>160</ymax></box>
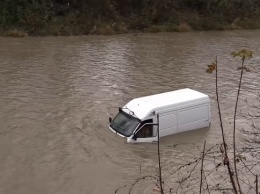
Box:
<box><xmin>109</xmin><ymin>125</ymin><xmax>126</xmax><ymax>138</ymax></box>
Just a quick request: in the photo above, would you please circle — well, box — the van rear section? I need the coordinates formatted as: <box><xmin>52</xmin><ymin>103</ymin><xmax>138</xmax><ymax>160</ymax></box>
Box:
<box><xmin>108</xmin><ymin>88</ymin><xmax>211</xmax><ymax>143</ymax></box>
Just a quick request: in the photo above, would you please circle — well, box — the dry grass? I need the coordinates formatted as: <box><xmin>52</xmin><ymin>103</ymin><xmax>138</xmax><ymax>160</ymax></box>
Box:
<box><xmin>176</xmin><ymin>22</ymin><xmax>192</xmax><ymax>32</ymax></box>
<box><xmin>146</xmin><ymin>26</ymin><xmax>161</xmax><ymax>33</ymax></box>
<box><xmin>5</xmin><ymin>29</ymin><xmax>28</xmax><ymax>37</ymax></box>
<box><xmin>115</xmin><ymin>23</ymin><xmax>128</xmax><ymax>33</ymax></box>
<box><xmin>96</xmin><ymin>25</ymin><xmax>115</xmax><ymax>35</ymax></box>
<box><xmin>225</xmin><ymin>23</ymin><xmax>242</xmax><ymax>30</ymax></box>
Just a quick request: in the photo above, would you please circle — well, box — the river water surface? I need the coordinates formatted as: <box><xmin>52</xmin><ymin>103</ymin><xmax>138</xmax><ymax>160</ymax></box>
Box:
<box><xmin>0</xmin><ymin>31</ymin><xmax>260</xmax><ymax>194</ymax></box>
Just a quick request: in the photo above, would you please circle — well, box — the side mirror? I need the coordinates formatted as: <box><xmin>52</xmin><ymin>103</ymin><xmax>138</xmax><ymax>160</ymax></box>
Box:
<box><xmin>132</xmin><ymin>133</ymin><xmax>137</xmax><ymax>140</ymax></box>
<box><xmin>109</xmin><ymin>117</ymin><xmax>112</xmax><ymax>123</ymax></box>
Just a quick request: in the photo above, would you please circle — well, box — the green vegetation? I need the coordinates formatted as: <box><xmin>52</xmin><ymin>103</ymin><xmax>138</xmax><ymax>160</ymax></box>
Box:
<box><xmin>1</xmin><ymin>0</ymin><xmax>260</xmax><ymax>37</ymax></box>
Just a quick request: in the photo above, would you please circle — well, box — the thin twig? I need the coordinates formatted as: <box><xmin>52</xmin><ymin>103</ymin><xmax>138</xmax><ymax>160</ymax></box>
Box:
<box><xmin>203</xmin><ymin>170</ymin><xmax>211</xmax><ymax>194</ymax></box>
<box><xmin>179</xmin><ymin>158</ymin><xmax>201</xmax><ymax>184</ymax></box>
<box><xmin>238</xmin><ymin>155</ymin><xmax>256</xmax><ymax>176</ymax></box>
<box><xmin>237</xmin><ymin>174</ymin><xmax>256</xmax><ymax>192</ymax></box>
<box><xmin>128</xmin><ymin>175</ymin><xmax>156</xmax><ymax>194</ymax></box>
<box><xmin>114</xmin><ymin>185</ymin><xmax>127</xmax><ymax>193</ymax></box>
<box><xmin>170</xmin><ymin>144</ymin><xmax>219</xmax><ymax>176</ymax></box>
<box><xmin>200</xmin><ymin>141</ymin><xmax>206</xmax><ymax>194</ymax></box>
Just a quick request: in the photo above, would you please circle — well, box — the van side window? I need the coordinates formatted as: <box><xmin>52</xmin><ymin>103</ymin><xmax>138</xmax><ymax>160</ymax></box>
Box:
<box><xmin>136</xmin><ymin>119</ymin><xmax>154</xmax><ymax>138</ymax></box>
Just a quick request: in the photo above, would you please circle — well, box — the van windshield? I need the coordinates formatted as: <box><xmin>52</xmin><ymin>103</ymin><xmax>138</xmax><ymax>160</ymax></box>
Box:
<box><xmin>110</xmin><ymin>110</ymin><xmax>140</xmax><ymax>137</ymax></box>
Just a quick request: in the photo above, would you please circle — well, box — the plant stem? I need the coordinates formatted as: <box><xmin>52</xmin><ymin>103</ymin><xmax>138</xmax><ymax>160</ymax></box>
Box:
<box><xmin>233</xmin><ymin>58</ymin><xmax>245</xmax><ymax>194</ymax></box>
<box><xmin>157</xmin><ymin>114</ymin><xmax>163</xmax><ymax>194</ymax></box>
<box><xmin>256</xmin><ymin>175</ymin><xmax>258</xmax><ymax>194</ymax></box>
<box><xmin>200</xmin><ymin>141</ymin><xmax>206</xmax><ymax>194</ymax></box>
<box><xmin>215</xmin><ymin>56</ymin><xmax>238</xmax><ymax>194</ymax></box>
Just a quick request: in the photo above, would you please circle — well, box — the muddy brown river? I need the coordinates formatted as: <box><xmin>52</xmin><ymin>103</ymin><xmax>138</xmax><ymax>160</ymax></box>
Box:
<box><xmin>0</xmin><ymin>31</ymin><xmax>260</xmax><ymax>194</ymax></box>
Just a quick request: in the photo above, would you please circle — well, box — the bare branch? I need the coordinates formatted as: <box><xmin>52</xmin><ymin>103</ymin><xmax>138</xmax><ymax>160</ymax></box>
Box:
<box><xmin>215</xmin><ymin>56</ymin><xmax>238</xmax><ymax>194</ymax></box>
<box><xmin>114</xmin><ymin>185</ymin><xmax>127</xmax><ymax>194</ymax></box>
<box><xmin>203</xmin><ymin>170</ymin><xmax>211</xmax><ymax>194</ymax></box>
<box><xmin>256</xmin><ymin>175</ymin><xmax>258</xmax><ymax>194</ymax></box>
<box><xmin>233</xmin><ymin>56</ymin><xmax>245</xmax><ymax>194</ymax></box>
<box><xmin>157</xmin><ymin>114</ymin><xmax>163</xmax><ymax>194</ymax></box>
<box><xmin>200</xmin><ymin>141</ymin><xmax>206</xmax><ymax>194</ymax></box>
<box><xmin>128</xmin><ymin>175</ymin><xmax>156</xmax><ymax>194</ymax></box>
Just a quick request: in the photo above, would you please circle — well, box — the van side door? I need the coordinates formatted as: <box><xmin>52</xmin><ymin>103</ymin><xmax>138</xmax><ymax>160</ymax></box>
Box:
<box><xmin>133</xmin><ymin>119</ymin><xmax>158</xmax><ymax>143</ymax></box>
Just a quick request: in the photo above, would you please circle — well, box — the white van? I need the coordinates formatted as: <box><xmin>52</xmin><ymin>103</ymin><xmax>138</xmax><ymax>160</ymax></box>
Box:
<box><xmin>109</xmin><ymin>88</ymin><xmax>211</xmax><ymax>143</ymax></box>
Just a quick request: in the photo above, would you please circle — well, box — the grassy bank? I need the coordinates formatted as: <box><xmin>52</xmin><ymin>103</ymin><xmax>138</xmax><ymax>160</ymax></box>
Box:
<box><xmin>1</xmin><ymin>0</ymin><xmax>260</xmax><ymax>37</ymax></box>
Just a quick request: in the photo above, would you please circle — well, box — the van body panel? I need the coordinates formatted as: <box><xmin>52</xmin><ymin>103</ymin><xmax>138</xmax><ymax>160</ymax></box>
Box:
<box><xmin>160</xmin><ymin>126</ymin><xmax>178</xmax><ymax>137</ymax></box>
<box><xmin>177</xmin><ymin>104</ymin><xmax>209</xmax><ymax>125</ymax></box>
<box><xmin>159</xmin><ymin>112</ymin><xmax>178</xmax><ymax>137</ymax></box>
<box><xmin>159</xmin><ymin>112</ymin><xmax>177</xmax><ymax>130</ymax></box>
<box><xmin>178</xmin><ymin>118</ymin><xmax>209</xmax><ymax>133</ymax></box>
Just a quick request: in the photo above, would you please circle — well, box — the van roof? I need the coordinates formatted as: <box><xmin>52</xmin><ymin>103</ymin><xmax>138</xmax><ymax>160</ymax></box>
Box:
<box><xmin>123</xmin><ymin>88</ymin><xmax>209</xmax><ymax>120</ymax></box>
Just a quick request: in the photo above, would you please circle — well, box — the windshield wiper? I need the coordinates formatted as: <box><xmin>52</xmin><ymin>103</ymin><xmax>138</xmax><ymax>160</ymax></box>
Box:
<box><xmin>120</xmin><ymin>107</ymin><xmax>138</xmax><ymax>119</ymax></box>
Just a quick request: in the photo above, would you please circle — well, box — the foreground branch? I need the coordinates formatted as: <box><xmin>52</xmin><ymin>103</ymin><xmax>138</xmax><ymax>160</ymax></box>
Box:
<box><xmin>233</xmin><ymin>57</ymin><xmax>245</xmax><ymax>194</ymax></box>
<box><xmin>256</xmin><ymin>175</ymin><xmax>258</xmax><ymax>194</ymax></box>
<box><xmin>215</xmin><ymin>56</ymin><xmax>238</xmax><ymax>194</ymax></box>
<box><xmin>157</xmin><ymin>114</ymin><xmax>164</xmax><ymax>194</ymax></box>
<box><xmin>200</xmin><ymin>141</ymin><xmax>206</xmax><ymax>194</ymax></box>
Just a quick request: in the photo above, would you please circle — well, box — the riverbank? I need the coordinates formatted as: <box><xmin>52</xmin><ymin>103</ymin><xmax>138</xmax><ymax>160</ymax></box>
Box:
<box><xmin>2</xmin><ymin>20</ymin><xmax>260</xmax><ymax>38</ymax></box>
<box><xmin>1</xmin><ymin>1</ymin><xmax>260</xmax><ymax>37</ymax></box>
